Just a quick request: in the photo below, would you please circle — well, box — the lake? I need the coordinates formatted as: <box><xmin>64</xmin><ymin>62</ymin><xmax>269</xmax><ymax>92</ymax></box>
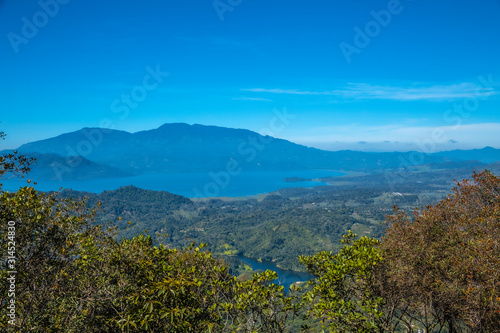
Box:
<box><xmin>237</xmin><ymin>256</ymin><xmax>315</xmax><ymax>291</ymax></box>
<box><xmin>1</xmin><ymin>170</ymin><xmax>343</xmax><ymax>198</ymax></box>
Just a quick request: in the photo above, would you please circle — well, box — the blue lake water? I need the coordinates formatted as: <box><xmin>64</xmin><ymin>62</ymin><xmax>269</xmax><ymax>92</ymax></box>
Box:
<box><xmin>1</xmin><ymin>170</ymin><xmax>342</xmax><ymax>198</ymax></box>
<box><xmin>237</xmin><ymin>256</ymin><xmax>315</xmax><ymax>291</ymax></box>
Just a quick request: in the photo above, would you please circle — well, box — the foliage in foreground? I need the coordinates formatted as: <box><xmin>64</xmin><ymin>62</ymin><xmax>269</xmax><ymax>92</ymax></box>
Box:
<box><xmin>0</xmin><ymin>186</ymin><xmax>302</xmax><ymax>332</ymax></box>
<box><xmin>380</xmin><ymin>170</ymin><xmax>500</xmax><ymax>332</ymax></box>
<box><xmin>299</xmin><ymin>171</ymin><xmax>500</xmax><ymax>333</ymax></box>
<box><xmin>299</xmin><ymin>232</ymin><xmax>387</xmax><ymax>332</ymax></box>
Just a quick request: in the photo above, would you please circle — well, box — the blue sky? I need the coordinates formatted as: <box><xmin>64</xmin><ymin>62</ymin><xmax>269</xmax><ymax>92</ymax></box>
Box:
<box><xmin>1</xmin><ymin>0</ymin><xmax>499</xmax><ymax>151</ymax></box>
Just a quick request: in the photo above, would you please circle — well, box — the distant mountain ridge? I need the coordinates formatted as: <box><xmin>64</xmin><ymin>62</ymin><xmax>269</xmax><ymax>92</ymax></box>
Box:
<box><xmin>433</xmin><ymin>146</ymin><xmax>500</xmax><ymax>164</ymax></box>
<box><xmin>8</xmin><ymin>123</ymin><xmax>500</xmax><ymax>180</ymax></box>
<box><xmin>1</xmin><ymin>152</ymin><xmax>132</xmax><ymax>181</ymax></box>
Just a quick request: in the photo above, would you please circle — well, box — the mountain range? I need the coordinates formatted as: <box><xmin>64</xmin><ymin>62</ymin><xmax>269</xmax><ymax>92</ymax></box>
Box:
<box><xmin>5</xmin><ymin>123</ymin><xmax>500</xmax><ymax>180</ymax></box>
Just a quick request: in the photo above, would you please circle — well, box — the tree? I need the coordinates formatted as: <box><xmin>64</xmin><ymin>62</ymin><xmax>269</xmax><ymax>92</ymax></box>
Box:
<box><xmin>299</xmin><ymin>231</ymin><xmax>390</xmax><ymax>332</ymax></box>
<box><xmin>299</xmin><ymin>171</ymin><xmax>500</xmax><ymax>333</ymax></box>
<box><xmin>75</xmin><ymin>238</ymin><xmax>237</xmax><ymax>332</ymax></box>
<box><xmin>381</xmin><ymin>170</ymin><xmax>500</xmax><ymax>332</ymax></box>
<box><xmin>0</xmin><ymin>187</ymin><xmax>105</xmax><ymax>331</ymax></box>
<box><xmin>0</xmin><ymin>132</ymin><xmax>35</xmax><ymax>191</ymax></box>
<box><xmin>226</xmin><ymin>270</ymin><xmax>302</xmax><ymax>332</ymax></box>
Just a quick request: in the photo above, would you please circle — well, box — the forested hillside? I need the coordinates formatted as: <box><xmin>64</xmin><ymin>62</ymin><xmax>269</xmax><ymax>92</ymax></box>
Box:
<box><xmin>59</xmin><ymin>183</ymin><xmax>427</xmax><ymax>271</ymax></box>
<box><xmin>56</xmin><ymin>163</ymin><xmax>480</xmax><ymax>272</ymax></box>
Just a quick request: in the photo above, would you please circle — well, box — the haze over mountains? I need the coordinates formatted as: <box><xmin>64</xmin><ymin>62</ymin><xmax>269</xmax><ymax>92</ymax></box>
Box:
<box><xmin>6</xmin><ymin>123</ymin><xmax>500</xmax><ymax>181</ymax></box>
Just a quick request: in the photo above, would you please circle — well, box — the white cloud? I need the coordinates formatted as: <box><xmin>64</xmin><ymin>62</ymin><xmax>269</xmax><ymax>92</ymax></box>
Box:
<box><xmin>242</xmin><ymin>82</ymin><xmax>498</xmax><ymax>101</ymax></box>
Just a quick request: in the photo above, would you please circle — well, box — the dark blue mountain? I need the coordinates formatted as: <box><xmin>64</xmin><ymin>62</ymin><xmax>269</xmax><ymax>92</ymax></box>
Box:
<box><xmin>1</xmin><ymin>152</ymin><xmax>131</xmax><ymax>181</ymax></box>
<box><xmin>11</xmin><ymin>123</ymin><xmax>500</xmax><ymax>178</ymax></box>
